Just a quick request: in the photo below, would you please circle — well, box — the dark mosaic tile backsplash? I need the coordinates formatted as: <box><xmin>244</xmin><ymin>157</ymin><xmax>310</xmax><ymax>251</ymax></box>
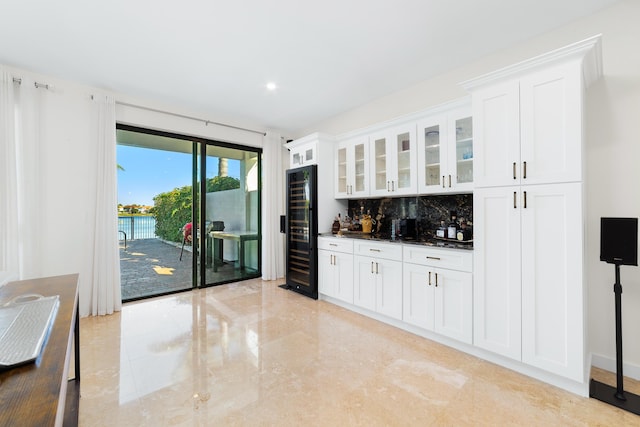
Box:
<box><xmin>345</xmin><ymin>194</ymin><xmax>473</xmax><ymax>239</ymax></box>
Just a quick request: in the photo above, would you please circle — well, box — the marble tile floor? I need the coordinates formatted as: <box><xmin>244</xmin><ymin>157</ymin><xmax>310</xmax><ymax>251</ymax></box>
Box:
<box><xmin>79</xmin><ymin>278</ymin><xmax>639</xmax><ymax>426</ymax></box>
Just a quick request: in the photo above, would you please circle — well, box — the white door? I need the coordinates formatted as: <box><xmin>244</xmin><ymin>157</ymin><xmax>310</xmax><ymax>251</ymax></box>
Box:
<box><xmin>473</xmin><ymin>186</ymin><xmax>522</xmax><ymax>360</ymax></box>
<box><xmin>354</xmin><ymin>256</ymin><xmax>376</xmax><ymax>311</ymax></box>
<box><xmin>472</xmin><ymin>79</ymin><xmax>520</xmax><ymax>188</ymax></box>
<box><xmin>434</xmin><ymin>268</ymin><xmax>473</xmax><ymax>344</ymax></box>
<box><xmin>317</xmin><ymin>250</ymin><xmax>335</xmax><ymax>297</ymax></box>
<box><xmin>334</xmin><ymin>252</ymin><xmax>354</xmax><ymax>304</ymax></box>
<box><xmin>520</xmin><ymin>183</ymin><xmax>584</xmax><ymax>381</ymax></box>
<box><xmin>402</xmin><ymin>263</ymin><xmax>435</xmax><ymax>330</ymax></box>
<box><xmin>375</xmin><ymin>258</ymin><xmax>403</xmax><ymax>320</ymax></box>
<box><xmin>519</xmin><ymin>62</ymin><xmax>582</xmax><ymax>185</ymax></box>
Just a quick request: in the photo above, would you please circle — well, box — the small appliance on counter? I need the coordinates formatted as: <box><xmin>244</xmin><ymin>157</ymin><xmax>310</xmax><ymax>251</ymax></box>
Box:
<box><xmin>398</xmin><ymin>218</ymin><xmax>417</xmax><ymax>239</ymax></box>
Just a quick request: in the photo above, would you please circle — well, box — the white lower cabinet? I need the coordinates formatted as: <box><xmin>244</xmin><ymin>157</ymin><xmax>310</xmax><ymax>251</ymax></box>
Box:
<box><xmin>318</xmin><ymin>237</ymin><xmax>354</xmax><ymax>304</ymax></box>
<box><xmin>323</xmin><ymin>238</ymin><xmax>473</xmax><ymax>343</ymax></box>
<box><xmin>473</xmin><ymin>183</ymin><xmax>584</xmax><ymax>381</ymax></box>
<box><xmin>403</xmin><ymin>246</ymin><xmax>473</xmax><ymax>344</ymax></box>
<box><xmin>353</xmin><ymin>241</ymin><xmax>403</xmax><ymax>320</ymax></box>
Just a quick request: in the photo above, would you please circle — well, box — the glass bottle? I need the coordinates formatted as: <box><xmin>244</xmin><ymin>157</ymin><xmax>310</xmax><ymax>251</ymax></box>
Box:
<box><xmin>447</xmin><ymin>212</ymin><xmax>458</xmax><ymax>239</ymax></box>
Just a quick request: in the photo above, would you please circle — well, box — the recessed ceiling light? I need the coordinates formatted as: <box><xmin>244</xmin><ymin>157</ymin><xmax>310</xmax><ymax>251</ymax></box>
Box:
<box><xmin>266</xmin><ymin>82</ymin><xmax>277</xmax><ymax>91</ymax></box>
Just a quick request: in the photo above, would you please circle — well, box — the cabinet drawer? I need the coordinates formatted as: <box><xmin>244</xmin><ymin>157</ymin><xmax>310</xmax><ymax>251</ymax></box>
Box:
<box><xmin>354</xmin><ymin>241</ymin><xmax>402</xmax><ymax>261</ymax></box>
<box><xmin>318</xmin><ymin>237</ymin><xmax>353</xmax><ymax>253</ymax></box>
<box><xmin>403</xmin><ymin>245</ymin><xmax>473</xmax><ymax>272</ymax></box>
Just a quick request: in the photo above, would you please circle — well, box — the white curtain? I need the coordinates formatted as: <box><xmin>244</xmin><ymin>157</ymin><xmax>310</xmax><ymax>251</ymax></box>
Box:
<box><xmin>261</xmin><ymin>130</ymin><xmax>286</xmax><ymax>280</ymax></box>
<box><xmin>0</xmin><ymin>69</ymin><xmax>42</xmax><ymax>279</ymax></box>
<box><xmin>0</xmin><ymin>68</ymin><xmax>18</xmax><ymax>278</ymax></box>
<box><xmin>88</xmin><ymin>95</ymin><xmax>121</xmax><ymax>315</ymax></box>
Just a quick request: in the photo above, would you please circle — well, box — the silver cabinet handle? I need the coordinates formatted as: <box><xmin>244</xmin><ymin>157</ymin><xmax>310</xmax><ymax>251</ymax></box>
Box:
<box><xmin>387</xmin><ymin>181</ymin><xmax>390</xmax><ymax>191</ymax></box>
<box><xmin>426</xmin><ymin>256</ymin><xmax>441</xmax><ymax>261</ymax></box>
<box><xmin>375</xmin><ymin>262</ymin><xmax>379</xmax><ymax>274</ymax></box>
<box><xmin>523</xmin><ymin>161</ymin><xmax>527</xmax><ymax>179</ymax></box>
<box><xmin>428</xmin><ymin>271</ymin><xmax>432</xmax><ymax>286</ymax></box>
<box><xmin>514</xmin><ymin>191</ymin><xmax>517</xmax><ymax>209</ymax></box>
<box><xmin>371</xmin><ymin>261</ymin><xmax>375</xmax><ymax>274</ymax></box>
<box><xmin>329</xmin><ymin>243</ymin><xmax>338</xmax><ymax>246</ymax></box>
<box><xmin>392</xmin><ymin>181</ymin><xmax>395</xmax><ymax>191</ymax></box>
<box><xmin>448</xmin><ymin>175</ymin><xmax>452</xmax><ymax>188</ymax></box>
<box><xmin>435</xmin><ymin>272</ymin><xmax>438</xmax><ymax>287</ymax></box>
<box><xmin>442</xmin><ymin>175</ymin><xmax>445</xmax><ymax>188</ymax></box>
<box><xmin>523</xmin><ymin>191</ymin><xmax>527</xmax><ymax>209</ymax></box>
<box><xmin>513</xmin><ymin>162</ymin><xmax>516</xmax><ymax>180</ymax></box>
<box><xmin>369</xmin><ymin>248</ymin><xmax>381</xmax><ymax>252</ymax></box>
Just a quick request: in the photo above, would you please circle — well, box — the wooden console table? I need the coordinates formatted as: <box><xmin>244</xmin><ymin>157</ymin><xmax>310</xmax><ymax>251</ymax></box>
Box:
<box><xmin>0</xmin><ymin>274</ymin><xmax>80</xmax><ymax>426</ymax></box>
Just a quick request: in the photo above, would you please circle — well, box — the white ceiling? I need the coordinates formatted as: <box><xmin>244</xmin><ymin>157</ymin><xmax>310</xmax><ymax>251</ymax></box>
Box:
<box><xmin>0</xmin><ymin>0</ymin><xmax>620</xmax><ymax>134</ymax></box>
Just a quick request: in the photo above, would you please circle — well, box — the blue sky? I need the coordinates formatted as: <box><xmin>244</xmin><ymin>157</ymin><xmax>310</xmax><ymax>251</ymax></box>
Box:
<box><xmin>117</xmin><ymin>145</ymin><xmax>239</xmax><ymax>206</ymax></box>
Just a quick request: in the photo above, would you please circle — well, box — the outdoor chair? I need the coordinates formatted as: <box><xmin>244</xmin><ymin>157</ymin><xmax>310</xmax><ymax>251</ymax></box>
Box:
<box><xmin>179</xmin><ymin>222</ymin><xmax>192</xmax><ymax>261</ymax></box>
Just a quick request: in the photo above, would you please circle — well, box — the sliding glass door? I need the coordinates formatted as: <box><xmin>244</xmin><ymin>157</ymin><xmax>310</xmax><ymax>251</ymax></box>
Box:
<box><xmin>117</xmin><ymin>124</ymin><xmax>261</xmax><ymax>301</ymax></box>
<box><xmin>198</xmin><ymin>142</ymin><xmax>261</xmax><ymax>286</ymax></box>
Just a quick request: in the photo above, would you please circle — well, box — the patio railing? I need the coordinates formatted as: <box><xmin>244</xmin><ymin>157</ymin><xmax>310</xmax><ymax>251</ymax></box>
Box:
<box><xmin>118</xmin><ymin>216</ymin><xmax>157</xmax><ymax>240</ymax></box>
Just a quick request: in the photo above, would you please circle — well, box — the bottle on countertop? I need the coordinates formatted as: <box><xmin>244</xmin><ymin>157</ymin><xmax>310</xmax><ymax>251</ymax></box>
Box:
<box><xmin>457</xmin><ymin>217</ymin><xmax>465</xmax><ymax>241</ymax></box>
<box><xmin>332</xmin><ymin>214</ymin><xmax>341</xmax><ymax>234</ymax></box>
<box><xmin>436</xmin><ymin>220</ymin><xmax>446</xmax><ymax>238</ymax></box>
<box><xmin>447</xmin><ymin>211</ymin><xmax>458</xmax><ymax>240</ymax></box>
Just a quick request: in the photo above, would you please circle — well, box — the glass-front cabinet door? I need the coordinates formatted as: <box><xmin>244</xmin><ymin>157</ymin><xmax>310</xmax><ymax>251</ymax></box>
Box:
<box><xmin>371</xmin><ymin>132</ymin><xmax>389</xmax><ymax>196</ymax></box>
<box><xmin>417</xmin><ymin>115</ymin><xmax>447</xmax><ymax>193</ymax></box>
<box><xmin>418</xmin><ymin>107</ymin><xmax>473</xmax><ymax>194</ymax></box>
<box><xmin>335</xmin><ymin>137</ymin><xmax>369</xmax><ymax>199</ymax></box>
<box><xmin>455</xmin><ymin>116</ymin><xmax>473</xmax><ymax>191</ymax></box>
<box><xmin>353</xmin><ymin>140</ymin><xmax>368</xmax><ymax>195</ymax></box>
<box><xmin>336</xmin><ymin>144</ymin><xmax>348</xmax><ymax>197</ymax></box>
<box><xmin>369</xmin><ymin>124</ymin><xmax>416</xmax><ymax>197</ymax></box>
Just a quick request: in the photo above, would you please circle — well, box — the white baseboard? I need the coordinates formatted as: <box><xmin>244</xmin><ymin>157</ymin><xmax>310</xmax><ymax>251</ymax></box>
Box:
<box><xmin>591</xmin><ymin>352</ymin><xmax>640</xmax><ymax>381</ymax></box>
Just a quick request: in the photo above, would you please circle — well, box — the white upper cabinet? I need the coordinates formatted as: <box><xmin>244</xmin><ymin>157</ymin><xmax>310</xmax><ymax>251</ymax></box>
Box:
<box><xmin>369</xmin><ymin>123</ymin><xmax>417</xmax><ymax>197</ymax></box>
<box><xmin>417</xmin><ymin>106</ymin><xmax>473</xmax><ymax>194</ymax></box>
<box><xmin>286</xmin><ymin>132</ymin><xmax>335</xmax><ymax>168</ymax></box>
<box><xmin>335</xmin><ymin>137</ymin><xmax>369</xmax><ymax>199</ymax></box>
<box><xmin>471</xmin><ymin>58</ymin><xmax>588</xmax><ymax>188</ymax></box>
<box><xmin>289</xmin><ymin>141</ymin><xmax>317</xmax><ymax>168</ymax></box>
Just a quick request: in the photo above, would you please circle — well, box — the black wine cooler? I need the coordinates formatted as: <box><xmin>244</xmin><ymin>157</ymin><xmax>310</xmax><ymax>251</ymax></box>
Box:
<box><xmin>284</xmin><ymin>165</ymin><xmax>318</xmax><ymax>299</ymax></box>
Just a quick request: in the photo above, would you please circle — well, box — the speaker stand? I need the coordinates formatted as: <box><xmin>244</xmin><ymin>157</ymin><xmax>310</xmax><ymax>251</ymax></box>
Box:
<box><xmin>590</xmin><ymin>263</ymin><xmax>640</xmax><ymax>415</ymax></box>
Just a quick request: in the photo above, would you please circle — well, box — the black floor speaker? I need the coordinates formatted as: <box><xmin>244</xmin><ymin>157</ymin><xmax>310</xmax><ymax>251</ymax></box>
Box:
<box><xmin>590</xmin><ymin>217</ymin><xmax>640</xmax><ymax>415</ymax></box>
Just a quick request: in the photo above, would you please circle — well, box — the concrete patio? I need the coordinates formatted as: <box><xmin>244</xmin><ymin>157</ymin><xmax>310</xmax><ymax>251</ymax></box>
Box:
<box><xmin>119</xmin><ymin>238</ymin><xmax>193</xmax><ymax>301</ymax></box>
<box><xmin>119</xmin><ymin>238</ymin><xmax>260</xmax><ymax>301</ymax></box>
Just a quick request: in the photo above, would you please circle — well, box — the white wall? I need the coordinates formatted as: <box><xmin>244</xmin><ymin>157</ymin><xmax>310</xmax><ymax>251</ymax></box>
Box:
<box><xmin>298</xmin><ymin>0</ymin><xmax>640</xmax><ymax>373</ymax></box>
